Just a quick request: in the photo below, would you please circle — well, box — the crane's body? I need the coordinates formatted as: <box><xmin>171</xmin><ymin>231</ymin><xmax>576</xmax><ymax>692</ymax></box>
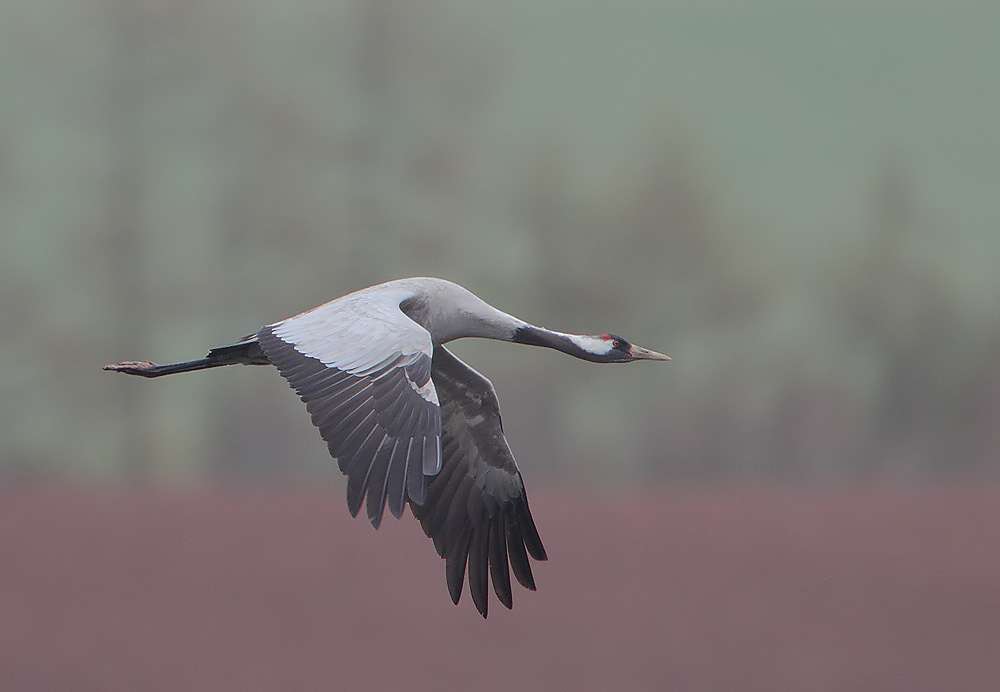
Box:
<box><xmin>105</xmin><ymin>277</ymin><xmax>670</xmax><ymax>617</ymax></box>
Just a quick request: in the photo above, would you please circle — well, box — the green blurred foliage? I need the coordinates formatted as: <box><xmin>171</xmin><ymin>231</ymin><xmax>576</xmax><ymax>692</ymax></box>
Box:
<box><xmin>1</xmin><ymin>2</ymin><xmax>998</xmax><ymax>483</ymax></box>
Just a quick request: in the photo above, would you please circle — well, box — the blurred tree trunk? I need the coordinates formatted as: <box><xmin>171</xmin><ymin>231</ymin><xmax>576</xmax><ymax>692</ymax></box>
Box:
<box><xmin>106</xmin><ymin>0</ymin><xmax>150</xmax><ymax>481</ymax></box>
<box><xmin>350</xmin><ymin>0</ymin><xmax>400</xmax><ymax>279</ymax></box>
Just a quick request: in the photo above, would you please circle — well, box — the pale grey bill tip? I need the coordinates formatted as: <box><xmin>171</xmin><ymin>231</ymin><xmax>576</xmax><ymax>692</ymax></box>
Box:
<box><xmin>630</xmin><ymin>345</ymin><xmax>672</xmax><ymax>361</ymax></box>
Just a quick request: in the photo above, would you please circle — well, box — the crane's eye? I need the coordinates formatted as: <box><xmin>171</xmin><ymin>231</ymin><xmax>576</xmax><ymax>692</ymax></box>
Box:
<box><xmin>603</xmin><ymin>333</ymin><xmax>628</xmax><ymax>351</ymax></box>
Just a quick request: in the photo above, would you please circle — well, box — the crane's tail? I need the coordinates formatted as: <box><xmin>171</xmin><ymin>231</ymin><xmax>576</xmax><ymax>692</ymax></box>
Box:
<box><xmin>103</xmin><ymin>338</ymin><xmax>269</xmax><ymax>378</ymax></box>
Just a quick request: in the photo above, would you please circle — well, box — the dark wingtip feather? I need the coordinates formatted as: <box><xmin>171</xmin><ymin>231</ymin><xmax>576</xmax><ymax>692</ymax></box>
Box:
<box><xmin>489</xmin><ymin>519</ymin><xmax>513</xmax><ymax>609</ymax></box>
<box><xmin>468</xmin><ymin>529</ymin><xmax>490</xmax><ymax>618</ymax></box>
<box><xmin>406</xmin><ymin>439</ymin><xmax>428</xmax><ymax>506</ymax></box>
<box><xmin>409</xmin><ymin>478</ymin><xmax>427</xmax><ymax>506</ymax></box>
<box><xmin>332</xmin><ymin>444</ymin><xmax>352</xmax><ymax>475</ymax></box>
<box><xmin>364</xmin><ymin>443</ymin><xmax>393</xmax><ymax>529</ymax></box>
<box><xmin>431</xmin><ymin>533</ymin><xmax>447</xmax><ymax>558</ymax></box>
<box><xmin>518</xmin><ymin>503</ymin><xmax>547</xmax><ymax>561</ymax></box>
<box><xmin>446</xmin><ymin>529</ymin><xmax>472</xmax><ymax>605</ymax></box>
<box><xmin>506</xmin><ymin>518</ymin><xmax>536</xmax><ymax>591</ymax></box>
<box><xmin>388</xmin><ymin>497</ymin><xmax>406</xmax><ymax>520</ymax></box>
<box><xmin>367</xmin><ymin>496</ymin><xmax>385</xmax><ymax>529</ymax></box>
<box><xmin>346</xmin><ymin>475</ymin><xmax>365</xmax><ymax>517</ymax></box>
<box><xmin>385</xmin><ymin>440</ymin><xmax>409</xmax><ymax>520</ymax></box>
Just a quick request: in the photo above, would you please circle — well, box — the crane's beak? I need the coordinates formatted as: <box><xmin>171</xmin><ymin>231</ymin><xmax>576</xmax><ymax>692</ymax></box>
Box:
<box><xmin>628</xmin><ymin>344</ymin><xmax>672</xmax><ymax>362</ymax></box>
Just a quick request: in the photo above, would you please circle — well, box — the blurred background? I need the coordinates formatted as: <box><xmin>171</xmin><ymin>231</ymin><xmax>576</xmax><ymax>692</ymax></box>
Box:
<box><xmin>1</xmin><ymin>2</ymin><xmax>998</xmax><ymax>690</ymax></box>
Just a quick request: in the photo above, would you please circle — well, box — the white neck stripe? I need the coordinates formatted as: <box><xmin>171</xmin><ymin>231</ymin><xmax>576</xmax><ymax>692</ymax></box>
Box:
<box><xmin>565</xmin><ymin>334</ymin><xmax>614</xmax><ymax>356</ymax></box>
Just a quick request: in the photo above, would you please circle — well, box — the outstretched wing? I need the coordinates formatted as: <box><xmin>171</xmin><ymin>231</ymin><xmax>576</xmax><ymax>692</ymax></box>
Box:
<box><xmin>258</xmin><ymin>290</ymin><xmax>442</xmax><ymax>527</ymax></box>
<box><xmin>412</xmin><ymin>345</ymin><xmax>547</xmax><ymax>618</ymax></box>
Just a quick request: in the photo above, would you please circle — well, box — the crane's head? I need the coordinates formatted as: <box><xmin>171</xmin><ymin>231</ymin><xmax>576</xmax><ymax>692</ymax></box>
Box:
<box><xmin>572</xmin><ymin>333</ymin><xmax>672</xmax><ymax>364</ymax></box>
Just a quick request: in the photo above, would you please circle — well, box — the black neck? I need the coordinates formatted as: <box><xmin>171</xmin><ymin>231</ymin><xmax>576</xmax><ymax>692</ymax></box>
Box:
<box><xmin>512</xmin><ymin>326</ymin><xmax>605</xmax><ymax>362</ymax></box>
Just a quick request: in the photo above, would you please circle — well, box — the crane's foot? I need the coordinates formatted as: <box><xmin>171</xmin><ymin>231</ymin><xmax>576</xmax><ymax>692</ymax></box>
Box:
<box><xmin>103</xmin><ymin>360</ymin><xmax>161</xmax><ymax>377</ymax></box>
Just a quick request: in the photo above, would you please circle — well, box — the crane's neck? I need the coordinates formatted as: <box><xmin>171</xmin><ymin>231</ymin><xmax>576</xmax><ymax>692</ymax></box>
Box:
<box><xmin>413</xmin><ymin>279</ymin><xmax>613</xmax><ymax>361</ymax></box>
<box><xmin>455</xmin><ymin>313</ymin><xmax>613</xmax><ymax>363</ymax></box>
<box><xmin>510</xmin><ymin>325</ymin><xmax>616</xmax><ymax>362</ymax></box>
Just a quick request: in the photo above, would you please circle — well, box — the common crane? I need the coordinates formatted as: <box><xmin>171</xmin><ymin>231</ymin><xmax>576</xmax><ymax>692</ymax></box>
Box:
<box><xmin>105</xmin><ymin>277</ymin><xmax>671</xmax><ymax>617</ymax></box>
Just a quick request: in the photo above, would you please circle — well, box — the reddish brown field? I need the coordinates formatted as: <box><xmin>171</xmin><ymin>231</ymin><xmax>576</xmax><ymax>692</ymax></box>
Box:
<box><xmin>1</xmin><ymin>484</ymin><xmax>997</xmax><ymax>691</ymax></box>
